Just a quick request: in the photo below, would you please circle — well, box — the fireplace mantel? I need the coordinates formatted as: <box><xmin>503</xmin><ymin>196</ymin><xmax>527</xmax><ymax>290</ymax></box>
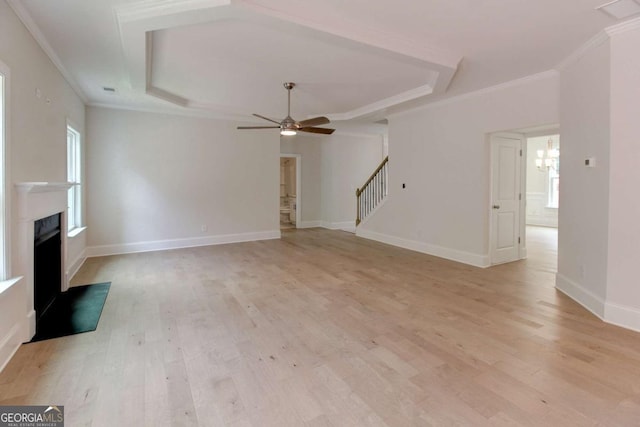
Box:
<box><xmin>16</xmin><ymin>181</ymin><xmax>74</xmax><ymax>194</ymax></box>
<box><xmin>15</xmin><ymin>181</ymin><xmax>72</xmax><ymax>341</ymax></box>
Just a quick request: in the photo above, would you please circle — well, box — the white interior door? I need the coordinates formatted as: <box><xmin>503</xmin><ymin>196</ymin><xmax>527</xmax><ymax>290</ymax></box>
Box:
<box><xmin>490</xmin><ymin>134</ymin><xmax>523</xmax><ymax>265</ymax></box>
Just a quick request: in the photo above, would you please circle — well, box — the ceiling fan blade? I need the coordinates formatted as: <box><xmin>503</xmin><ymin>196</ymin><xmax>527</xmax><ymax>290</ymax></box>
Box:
<box><xmin>299</xmin><ymin>127</ymin><xmax>335</xmax><ymax>135</ymax></box>
<box><xmin>237</xmin><ymin>126</ymin><xmax>280</xmax><ymax>129</ymax></box>
<box><xmin>297</xmin><ymin>116</ymin><xmax>330</xmax><ymax>127</ymax></box>
<box><xmin>253</xmin><ymin>113</ymin><xmax>281</xmax><ymax>124</ymax></box>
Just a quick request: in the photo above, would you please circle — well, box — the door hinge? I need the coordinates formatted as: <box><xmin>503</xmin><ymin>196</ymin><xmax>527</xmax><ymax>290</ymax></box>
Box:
<box><xmin>519</xmin><ymin>193</ymin><xmax>522</xmax><ymax>201</ymax></box>
<box><xmin>520</xmin><ymin>149</ymin><xmax>523</xmax><ymax>156</ymax></box>
<box><xmin>518</xmin><ymin>237</ymin><xmax>521</xmax><ymax>244</ymax></box>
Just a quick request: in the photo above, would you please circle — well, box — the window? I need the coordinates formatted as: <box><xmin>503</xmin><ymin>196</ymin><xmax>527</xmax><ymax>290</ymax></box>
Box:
<box><xmin>67</xmin><ymin>124</ymin><xmax>82</xmax><ymax>232</ymax></box>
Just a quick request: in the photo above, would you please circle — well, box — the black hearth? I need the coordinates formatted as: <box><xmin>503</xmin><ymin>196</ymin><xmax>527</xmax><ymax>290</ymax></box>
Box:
<box><xmin>34</xmin><ymin>213</ymin><xmax>62</xmax><ymax>326</ymax></box>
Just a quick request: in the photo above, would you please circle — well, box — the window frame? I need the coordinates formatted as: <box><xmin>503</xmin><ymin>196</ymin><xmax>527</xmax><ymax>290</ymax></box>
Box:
<box><xmin>66</xmin><ymin>122</ymin><xmax>82</xmax><ymax>233</ymax></box>
<box><xmin>0</xmin><ymin>61</ymin><xmax>9</xmax><ymax>280</ymax></box>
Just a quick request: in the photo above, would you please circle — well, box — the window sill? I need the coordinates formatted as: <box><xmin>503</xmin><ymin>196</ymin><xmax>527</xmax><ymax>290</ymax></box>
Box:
<box><xmin>68</xmin><ymin>226</ymin><xmax>87</xmax><ymax>238</ymax></box>
<box><xmin>0</xmin><ymin>276</ymin><xmax>23</xmax><ymax>295</ymax></box>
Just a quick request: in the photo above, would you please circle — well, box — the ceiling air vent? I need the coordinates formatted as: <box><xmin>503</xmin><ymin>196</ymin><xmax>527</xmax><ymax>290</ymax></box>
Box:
<box><xmin>102</xmin><ymin>87</ymin><xmax>116</xmax><ymax>93</ymax></box>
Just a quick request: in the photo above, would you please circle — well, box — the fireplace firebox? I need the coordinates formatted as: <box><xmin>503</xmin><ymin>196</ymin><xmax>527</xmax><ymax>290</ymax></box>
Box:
<box><xmin>33</xmin><ymin>213</ymin><xmax>62</xmax><ymax>324</ymax></box>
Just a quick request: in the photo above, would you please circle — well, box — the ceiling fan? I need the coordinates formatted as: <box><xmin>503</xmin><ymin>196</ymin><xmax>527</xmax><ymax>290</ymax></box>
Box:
<box><xmin>237</xmin><ymin>82</ymin><xmax>335</xmax><ymax>136</ymax></box>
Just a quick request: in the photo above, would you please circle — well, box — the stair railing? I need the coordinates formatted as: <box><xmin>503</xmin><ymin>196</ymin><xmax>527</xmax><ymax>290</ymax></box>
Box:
<box><xmin>356</xmin><ymin>156</ymin><xmax>389</xmax><ymax>226</ymax></box>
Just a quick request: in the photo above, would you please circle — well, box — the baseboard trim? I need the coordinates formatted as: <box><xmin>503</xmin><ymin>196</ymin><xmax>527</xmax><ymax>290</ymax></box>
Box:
<box><xmin>605</xmin><ymin>301</ymin><xmax>640</xmax><ymax>334</ymax></box>
<box><xmin>555</xmin><ymin>273</ymin><xmax>605</xmax><ymax>319</ymax></box>
<box><xmin>321</xmin><ymin>221</ymin><xmax>356</xmax><ymax>233</ymax></box>
<box><xmin>0</xmin><ymin>323</ymin><xmax>22</xmax><ymax>373</ymax></box>
<box><xmin>86</xmin><ymin>230</ymin><xmax>281</xmax><ymax>257</ymax></box>
<box><xmin>297</xmin><ymin>221</ymin><xmax>322</xmax><ymax>229</ymax></box>
<box><xmin>356</xmin><ymin>228</ymin><xmax>490</xmax><ymax>268</ymax></box>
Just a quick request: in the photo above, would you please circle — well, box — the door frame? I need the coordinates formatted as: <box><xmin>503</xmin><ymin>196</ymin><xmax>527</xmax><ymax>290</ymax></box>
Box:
<box><xmin>488</xmin><ymin>132</ymin><xmax>526</xmax><ymax>265</ymax></box>
<box><xmin>280</xmin><ymin>153</ymin><xmax>301</xmax><ymax>227</ymax></box>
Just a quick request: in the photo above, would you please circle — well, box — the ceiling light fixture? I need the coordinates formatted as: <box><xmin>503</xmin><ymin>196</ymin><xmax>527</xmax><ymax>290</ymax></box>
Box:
<box><xmin>280</xmin><ymin>128</ymin><xmax>297</xmax><ymax>136</ymax></box>
<box><xmin>596</xmin><ymin>0</ymin><xmax>640</xmax><ymax>19</ymax></box>
<box><xmin>536</xmin><ymin>138</ymin><xmax>559</xmax><ymax>171</ymax></box>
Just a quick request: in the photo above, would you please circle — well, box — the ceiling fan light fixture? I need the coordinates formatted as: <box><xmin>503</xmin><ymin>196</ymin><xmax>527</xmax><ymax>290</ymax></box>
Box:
<box><xmin>280</xmin><ymin>128</ymin><xmax>297</xmax><ymax>136</ymax></box>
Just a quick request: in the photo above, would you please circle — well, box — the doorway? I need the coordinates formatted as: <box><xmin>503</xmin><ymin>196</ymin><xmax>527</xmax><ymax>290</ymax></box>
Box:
<box><xmin>524</xmin><ymin>133</ymin><xmax>559</xmax><ymax>271</ymax></box>
<box><xmin>489</xmin><ymin>129</ymin><xmax>560</xmax><ymax>269</ymax></box>
<box><xmin>279</xmin><ymin>154</ymin><xmax>301</xmax><ymax>229</ymax></box>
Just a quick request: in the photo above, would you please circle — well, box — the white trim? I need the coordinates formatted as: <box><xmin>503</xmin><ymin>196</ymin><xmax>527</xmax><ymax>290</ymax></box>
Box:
<box><xmin>556</xmin><ymin>16</ymin><xmax>640</xmax><ymax>71</ymax></box>
<box><xmin>356</xmin><ymin>228</ymin><xmax>490</xmax><ymax>268</ymax></box>
<box><xmin>555</xmin><ymin>273</ymin><xmax>605</xmax><ymax>319</ymax></box>
<box><xmin>297</xmin><ymin>221</ymin><xmax>322</xmax><ymax>229</ymax></box>
<box><xmin>85</xmin><ymin>230</ymin><xmax>281</xmax><ymax>257</ymax></box>
<box><xmin>387</xmin><ymin>70</ymin><xmax>558</xmax><ymax>119</ymax></box>
<box><xmin>326</xmin><ymin>83</ymin><xmax>435</xmax><ymax>121</ymax></box>
<box><xmin>115</xmin><ymin>0</ymin><xmax>231</xmax><ymax>24</ymax></box>
<box><xmin>0</xmin><ymin>61</ymin><xmax>9</xmax><ymax>279</ymax></box>
<box><xmin>0</xmin><ymin>276</ymin><xmax>21</xmax><ymax>299</ymax></box>
<box><xmin>66</xmin><ymin>248</ymin><xmax>86</xmax><ymax>284</ymax></box>
<box><xmin>604</xmin><ymin>15</ymin><xmax>640</xmax><ymax>36</ymax></box>
<box><xmin>6</xmin><ymin>1</ymin><xmax>88</xmax><ymax>103</ymax></box>
<box><xmin>235</xmin><ymin>0</ymin><xmax>462</xmax><ymax>69</ymax></box>
<box><xmin>67</xmin><ymin>225</ymin><xmax>87</xmax><ymax>238</ymax></box>
<box><xmin>321</xmin><ymin>221</ymin><xmax>356</xmax><ymax>233</ymax></box>
<box><xmin>555</xmin><ymin>31</ymin><xmax>610</xmax><ymax>71</ymax></box>
<box><xmin>0</xmin><ymin>323</ymin><xmax>21</xmax><ymax>373</ymax></box>
<box><xmin>604</xmin><ymin>301</ymin><xmax>640</xmax><ymax>334</ymax></box>
<box><xmin>0</xmin><ymin>276</ymin><xmax>23</xmax><ymax>373</ymax></box>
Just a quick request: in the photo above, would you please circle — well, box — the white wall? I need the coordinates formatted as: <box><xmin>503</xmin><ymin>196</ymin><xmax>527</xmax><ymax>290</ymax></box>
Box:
<box><xmin>321</xmin><ymin>133</ymin><xmax>384</xmax><ymax>230</ymax></box>
<box><xmin>0</xmin><ymin>0</ymin><xmax>85</xmax><ymax>370</ymax></box>
<box><xmin>86</xmin><ymin>107</ymin><xmax>280</xmax><ymax>254</ymax></box>
<box><xmin>358</xmin><ymin>73</ymin><xmax>559</xmax><ymax>266</ymax></box>
<box><xmin>526</xmin><ymin>135</ymin><xmax>559</xmax><ymax>227</ymax></box>
<box><xmin>556</xmin><ymin>40</ymin><xmax>611</xmax><ymax>316</ymax></box>
<box><xmin>605</xmin><ymin>28</ymin><xmax>640</xmax><ymax>329</ymax></box>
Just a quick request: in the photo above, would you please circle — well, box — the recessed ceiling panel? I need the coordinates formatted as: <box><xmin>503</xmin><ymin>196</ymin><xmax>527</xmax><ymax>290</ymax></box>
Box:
<box><xmin>150</xmin><ymin>18</ymin><xmax>434</xmax><ymax>118</ymax></box>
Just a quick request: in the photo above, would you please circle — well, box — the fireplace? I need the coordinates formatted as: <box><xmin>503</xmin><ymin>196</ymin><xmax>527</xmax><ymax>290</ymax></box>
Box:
<box><xmin>16</xmin><ymin>182</ymin><xmax>72</xmax><ymax>341</ymax></box>
<box><xmin>33</xmin><ymin>213</ymin><xmax>62</xmax><ymax>325</ymax></box>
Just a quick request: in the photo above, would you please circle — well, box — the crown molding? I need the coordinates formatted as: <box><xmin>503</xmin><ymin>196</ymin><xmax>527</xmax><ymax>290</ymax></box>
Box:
<box><xmin>6</xmin><ymin>0</ymin><xmax>88</xmax><ymax>103</ymax></box>
<box><xmin>604</xmin><ymin>14</ymin><xmax>640</xmax><ymax>36</ymax></box>
<box><xmin>326</xmin><ymin>82</ymin><xmax>435</xmax><ymax>121</ymax></box>
<box><xmin>234</xmin><ymin>0</ymin><xmax>462</xmax><ymax>69</ymax></box>
<box><xmin>115</xmin><ymin>0</ymin><xmax>231</xmax><ymax>24</ymax></box>
<box><xmin>556</xmin><ymin>15</ymin><xmax>640</xmax><ymax>71</ymax></box>
<box><xmin>387</xmin><ymin>70</ymin><xmax>559</xmax><ymax>119</ymax></box>
<box><xmin>555</xmin><ymin>31</ymin><xmax>610</xmax><ymax>71</ymax></box>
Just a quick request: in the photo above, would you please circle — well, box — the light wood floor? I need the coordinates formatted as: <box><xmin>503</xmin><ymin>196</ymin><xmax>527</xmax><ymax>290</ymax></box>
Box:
<box><xmin>2</xmin><ymin>228</ymin><xmax>640</xmax><ymax>426</ymax></box>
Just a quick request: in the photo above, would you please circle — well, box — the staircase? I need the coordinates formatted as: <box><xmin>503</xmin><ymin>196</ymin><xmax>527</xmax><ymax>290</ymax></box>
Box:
<box><xmin>356</xmin><ymin>156</ymin><xmax>388</xmax><ymax>226</ymax></box>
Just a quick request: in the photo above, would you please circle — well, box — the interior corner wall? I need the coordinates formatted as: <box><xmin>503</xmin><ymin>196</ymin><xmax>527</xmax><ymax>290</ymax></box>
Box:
<box><xmin>321</xmin><ymin>133</ymin><xmax>384</xmax><ymax>229</ymax></box>
<box><xmin>280</xmin><ymin>133</ymin><xmax>384</xmax><ymax>229</ymax></box>
<box><xmin>605</xmin><ymin>27</ymin><xmax>640</xmax><ymax>329</ymax></box>
<box><xmin>1</xmin><ymin>0</ymin><xmax>85</xmax><ymax>369</ymax></box>
<box><xmin>556</xmin><ymin>40</ymin><xmax>611</xmax><ymax>317</ymax></box>
<box><xmin>280</xmin><ymin>136</ymin><xmax>322</xmax><ymax>225</ymax></box>
<box><xmin>86</xmin><ymin>107</ymin><xmax>279</xmax><ymax>253</ymax></box>
<box><xmin>358</xmin><ymin>73</ymin><xmax>559</xmax><ymax>267</ymax></box>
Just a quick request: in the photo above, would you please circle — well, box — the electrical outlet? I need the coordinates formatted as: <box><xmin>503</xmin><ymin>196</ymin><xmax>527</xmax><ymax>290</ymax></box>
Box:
<box><xmin>201</xmin><ymin>225</ymin><xmax>208</xmax><ymax>232</ymax></box>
